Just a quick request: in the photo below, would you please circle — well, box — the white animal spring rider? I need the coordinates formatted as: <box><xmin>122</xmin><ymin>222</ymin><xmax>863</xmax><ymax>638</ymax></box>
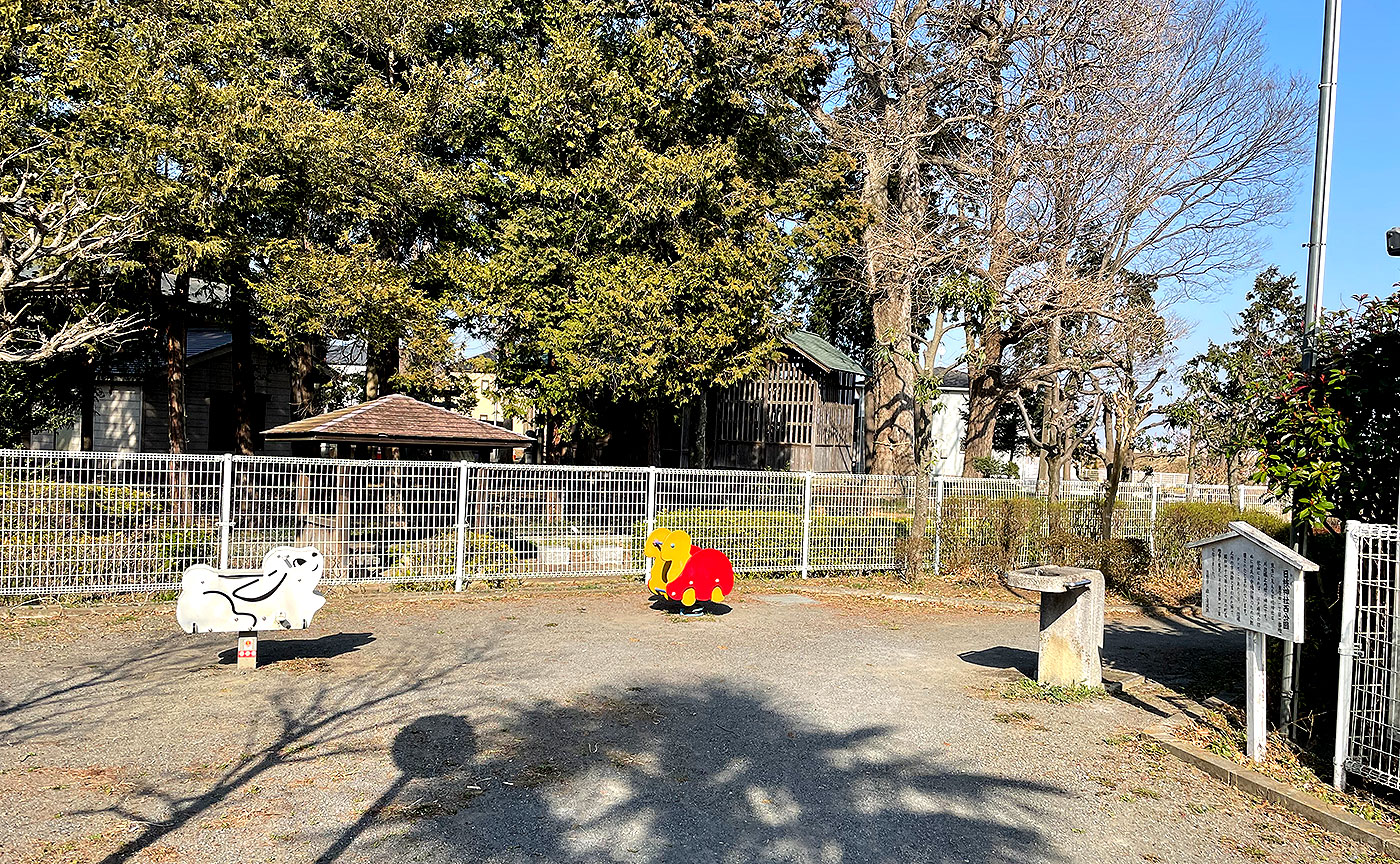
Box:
<box><xmin>176</xmin><ymin>546</ymin><xmax>327</xmax><ymax>670</ymax></box>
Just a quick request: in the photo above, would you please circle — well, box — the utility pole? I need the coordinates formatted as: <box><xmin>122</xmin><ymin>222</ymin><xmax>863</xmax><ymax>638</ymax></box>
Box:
<box><xmin>1283</xmin><ymin>0</ymin><xmax>1342</xmax><ymax>732</ymax></box>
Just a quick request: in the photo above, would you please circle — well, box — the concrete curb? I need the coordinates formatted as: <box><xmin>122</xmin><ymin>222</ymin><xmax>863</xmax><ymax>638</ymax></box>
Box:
<box><xmin>1143</xmin><ymin>721</ymin><xmax>1400</xmax><ymax>858</ymax></box>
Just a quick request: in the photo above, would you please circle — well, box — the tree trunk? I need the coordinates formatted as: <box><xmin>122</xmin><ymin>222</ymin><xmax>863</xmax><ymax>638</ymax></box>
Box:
<box><xmin>231</xmin><ymin>283</ymin><xmax>256</xmax><ymax>456</ymax></box>
<box><xmin>162</xmin><ymin>271</ymin><xmax>188</xmax><ymax>454</ymax></box>
<box><xmin>1100</xmin><ymin>409</ymin><xmax>1128</xmax><ymax>543</ymax></box>
<box><xmin>646</xmin><ymin>402</ymin><xmax>661</xmax><ymax>467</ymax></box>
<box><xmin>860</xmin><ymin>149</ymin><xmax>916</xmax><ymax>477</ymax></box>
<box><xmin>80</xmin><ymin>378</ymin><xmax>94</xmax><ymax>451</ymax></box>
<box><xmin>694</xmin><ymin>389</ymin><xmax>708</xmax><ymax>469</ymax></box>
<box><xmin>962</xmin><ymin>325</ymin><xmax>1006</xmax><ymax>476</ymax></box>
<box><xmin>1185</xmin><ymin>422</ymin><xmax>1196</xmax><ymax>486</ymax></box>
<box><xmin>290</xmin><ymin>336</ymin><xmax>322</xmax><ymax>420</ymax></box>
<box><xmin>365</xmin><ymin>338</ymin><xmax>399</xmax><ymax>400</ymax></box>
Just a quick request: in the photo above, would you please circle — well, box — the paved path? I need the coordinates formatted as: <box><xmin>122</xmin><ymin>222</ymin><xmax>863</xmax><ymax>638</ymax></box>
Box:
<box><xmin>0</xmin><ymin>587</ymin><xmax>1368</xmax><ymax>863</ymax></box>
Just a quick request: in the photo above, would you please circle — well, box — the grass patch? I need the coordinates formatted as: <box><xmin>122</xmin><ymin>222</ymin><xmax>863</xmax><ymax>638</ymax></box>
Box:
<box><xmin>1177</xmin><ymin>705</ymin><xmax>1400</xmax><ymax>833</ymax></box>
<box><xmin>992</xmin><ymin>710</ymin><xmax>1046</xmax><ymax>730</ymax></box>
<box><xmin>998</xmin><ymin>678</ymin><xmax>1106</xmax><ymax>704</ymax></box>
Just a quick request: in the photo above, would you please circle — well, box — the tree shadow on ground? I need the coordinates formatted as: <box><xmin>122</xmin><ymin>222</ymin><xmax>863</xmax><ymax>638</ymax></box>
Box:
<box><xmin>956</xmin><ymin>618</ymin><xmax>1236</xmax><ymax>687</ymax></box>
<box><xmin>0</xmin><ymin>634</ymin><xmax>208</xmax><ymax>739</ymax></box>
<box><xmin>215</xmin><ymin>631</ymin><xmax>375</xmax><ymax>665</ymax></box>
<box><xmin>318</xmin><ymin>684</ymin><xmax>1072</xmax><ymax>864</ymax></box>
<box><xmin>64</xmin><ymin>643</ymin><xmax>493</xmax><ymax>864</ymax></box>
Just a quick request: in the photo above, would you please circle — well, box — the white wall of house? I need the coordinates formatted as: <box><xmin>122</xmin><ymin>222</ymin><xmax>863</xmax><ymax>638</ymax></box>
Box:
<box><xmin>93</xmin><ymin>386</ymin><xmax>144</xmax><ymax>451</ymax></box>
<box><xmin>32</xmin><ymin>385</ymin><xmax>145</xmax><ymax>452</ymax></box>
<box><xmin>926</xmin><ymin>386</ymin><xmax>1040</xmax><ymax>478</ymax></box>
<box><xmin>30</xmin><ymin>419</ymin><xmax>80</xmax><ymax>451</ymax></box>
<box><xmin>927</xmin><ymin>388</ymin><xmax>970</xmax><ymax>475</ymax></box>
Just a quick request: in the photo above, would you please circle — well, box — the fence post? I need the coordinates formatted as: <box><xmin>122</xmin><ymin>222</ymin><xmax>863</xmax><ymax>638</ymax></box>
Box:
<box><xmin>217</xmin><ymin>453</ymin><xmax>233</xmax><ymax>569</ymax></box>
<box><xmin>1148</xmin><ymin>484</ymin><xmax>1158</xmax><ymax>555</ymax></box>
<box><xmin>933</xmin><ymin>474</ymin><xmax>945</xmax><ymax>578</ymax></box>
<box><xmin>453</xmin><ymin>460</ymin><xmax>470</xmax><ymax>592</ymax></box>
<box><xmin>1238</xmin><ymin>484</ymin><xmax>1247</xmax><ymax>511</ymax></box>
<box><xmin>1333</xmin><ymin>520</ymin><xmax>1362</xmax><ymax>789</ymax></box>
<box><xmin>645</xmin><ymin>466</ymin><xmax>658</xmax><ymax>539</ymax></box>
<box><xmin>800</xmin><ymin>471</ymin><xmax>813</xmax><ymax>578</ymax></box>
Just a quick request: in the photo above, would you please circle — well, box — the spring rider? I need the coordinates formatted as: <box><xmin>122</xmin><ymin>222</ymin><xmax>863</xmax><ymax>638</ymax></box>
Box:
<box><xmin>643</xmin><ymin>528</ymin><xmax>735</xmax><ymax>613</ymax></box>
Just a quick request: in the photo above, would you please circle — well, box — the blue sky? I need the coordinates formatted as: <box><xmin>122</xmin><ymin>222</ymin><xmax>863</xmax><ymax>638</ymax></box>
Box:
<box><xmin>1176</xmin><ymin>0</ymin><xmax>1400</xmax><ymax>359</ymax></box>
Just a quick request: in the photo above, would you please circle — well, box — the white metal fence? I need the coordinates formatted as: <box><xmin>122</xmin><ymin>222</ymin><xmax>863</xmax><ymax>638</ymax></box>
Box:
<box><xmin>0</xmin><ymin>449</ymin><xmax>1281</xmax><ymax>597</ymax></box>
<box><xmin>1335</xmin><ymin>522</ymin><xmax>1400</xmax><ymax>790</ymax></box>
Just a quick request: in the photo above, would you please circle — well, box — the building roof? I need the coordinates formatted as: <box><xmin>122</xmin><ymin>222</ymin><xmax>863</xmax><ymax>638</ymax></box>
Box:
<box><xmin>783</xmin><ymin>331</ymin><xmax>867</xmax><ymax>376</ymax></box>
<box><xmin>1187</xmin><ymin>521</ymin><xmax>1319</xmax><ymax>572</ymax></box>
<box><xmin>187</xmin><ymin>329</ymin><xmax>232</xmax><ymax>359</ymax></box>
<box><xmin>263</xmin><ymin>394</ymin><xmax>534</xmax><ymax>449</ymax></box>
<box><xmin>933</xmin><ymin>367</ymin><xmax>971</xmax><ymax>390</ymax></box>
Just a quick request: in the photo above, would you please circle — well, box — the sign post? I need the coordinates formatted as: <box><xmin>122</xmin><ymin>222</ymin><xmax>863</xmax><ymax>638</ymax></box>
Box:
<box><xmin>1189</xmin><ymin>521</ymin><xmax>1317</xmax><ymax>762</ymax></box>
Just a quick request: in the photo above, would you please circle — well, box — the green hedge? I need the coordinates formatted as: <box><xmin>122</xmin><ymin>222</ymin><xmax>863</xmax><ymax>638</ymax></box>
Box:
<box><xmin>641</xmin><ymin>509</ymin><xmax>909</xmax><ymax>573</ymax></box>
<box><xmin>386</xmin><ymin>530</ymin><xmax>514</xmax><ymax>584</ymax></box>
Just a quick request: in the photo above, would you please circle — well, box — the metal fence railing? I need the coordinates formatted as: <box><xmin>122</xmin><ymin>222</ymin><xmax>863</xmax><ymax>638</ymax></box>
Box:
<box><xmin>0</xmin><ymin>449</ymin><xmax>1283</xmax><ymax>596</ymax></box>
<box><xmin>1335</xmin><ymin>522</ymin><xmax>1400</xmax><ymax>791</ymax></box>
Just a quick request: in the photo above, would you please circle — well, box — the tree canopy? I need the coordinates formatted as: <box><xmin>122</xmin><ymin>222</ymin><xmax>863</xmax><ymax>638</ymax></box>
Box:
<box><xmin>453</xmin><ymin>0</ymin><xmax>853</xmax><ymax>451</ymax></box>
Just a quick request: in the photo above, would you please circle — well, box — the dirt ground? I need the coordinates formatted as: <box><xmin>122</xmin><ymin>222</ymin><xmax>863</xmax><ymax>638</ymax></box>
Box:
<box><xmin>0</xmin><ymin>585</ymin><xmax>1388</xmax><ymax>864</ymax></box>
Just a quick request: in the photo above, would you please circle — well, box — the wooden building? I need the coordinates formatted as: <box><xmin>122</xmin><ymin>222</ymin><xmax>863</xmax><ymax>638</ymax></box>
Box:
<box><xmin>711</xmin><ymin>331</ymin><xmax>866</xmax><ymax>473</ymax></box>
<box><xmin>263</xmin><ymin>394</ymin><xmax>534</xmax><ymax>461</ymax></box>
<box><xmin>29</xmin><ymin>329</ymin><xmax>296</xmax><ymax>455</ymax></box>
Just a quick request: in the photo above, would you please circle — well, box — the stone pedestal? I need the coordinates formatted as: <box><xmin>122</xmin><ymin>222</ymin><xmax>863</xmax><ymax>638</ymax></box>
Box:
<box><xmin>1005</xmin><ymin>566</ymin><xmax>1104</xmax><ymax>688</ymax></box>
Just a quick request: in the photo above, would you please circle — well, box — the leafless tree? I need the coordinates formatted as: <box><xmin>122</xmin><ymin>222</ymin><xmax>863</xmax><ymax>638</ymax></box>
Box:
<box><xmin>0</xmin><ymin>149</ymin><xmax>143</xmax><ymax>363</ymax></box>
<box><xmin>811</xmin><ymin>0</ymin><xmax>1308</xmax><ymax>477</ymax></box>
<box><xmin>1088</xmin><ymin>301</ymin><xmax>1184</xmax><ymax>540</ymax></box>
<box><xmin>943</xmin><ymin>0</ymin><xmax>1310</xmax><ymax>474</ymax></box>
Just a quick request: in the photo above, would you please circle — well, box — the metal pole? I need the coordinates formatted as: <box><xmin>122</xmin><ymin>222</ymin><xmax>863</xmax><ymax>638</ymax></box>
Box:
<box><xmin>800</xmin><ymin>472</ymin><xmax>813</xmax><ymax>578</ymax></box>
<box><xmin>1333</xmin><ymin>521</ymin><xmax>1361</xmax><ymax>789</ymax></box>
<box><xmin>645</xmin><ymin>466</ymin><xmax>658</xmax><ymax>539</ymax></box>
<box><xmin>1287</xmin><ymin>0</ymin><xmax>1342</xmax><ymax>733</ymax></box>
<box><xmin>218</xmin><ymin>453</ymin><xmax>233</xmax><ymax>569</ymax></box>
<box><xmin>1148</xmin><ymin>484</ymin><xmax>1158</xmax><ymax>556</ymax></box>
<box><xmin>1302</xmin><ymin>0</ymin><xmax>1342</xmax><ymax>352</ymax></box>
<box><xmin>453</xmin><ymin>460</ymin><xmax>470</xmax><ymax>592</ymax></box>
<box><xmin>933</xmin><ymin>474</ymin><xmax>945</xmax><ymax>577</ymax></box>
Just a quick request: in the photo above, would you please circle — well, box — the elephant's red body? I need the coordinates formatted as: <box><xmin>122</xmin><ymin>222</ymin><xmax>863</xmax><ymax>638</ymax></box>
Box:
<box><xmin>665</xmin><ymin>547</ymin><xmax>735</xmax><ymax>605</ymax></box>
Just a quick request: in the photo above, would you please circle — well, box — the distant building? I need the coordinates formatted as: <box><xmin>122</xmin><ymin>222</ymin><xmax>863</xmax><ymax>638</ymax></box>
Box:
<box><xmin>463</xmin><ymin>350</ymin><xmax>535</xmax><ymax>445</ymax></box>
<box><xmin>262</xmin><ymin>393</ymin><xmax>533</xmax><ymax>461</ymax></box>
<box><xmin>925</xmin><ymin>368</ymin><xmax>1040</xmax><ymax>478</ymax></box>
<box><xmin>30</xmin><ymin>328</ymin><xmax>296</xmax><ymax>455</ymax></box>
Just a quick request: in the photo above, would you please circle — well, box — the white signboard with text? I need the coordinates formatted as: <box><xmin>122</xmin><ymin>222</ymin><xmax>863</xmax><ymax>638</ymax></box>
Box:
<box><xmin>1193</xmin><ymin>521</ymin><xmax>1311</xmax><ymax>643</ymax></box>
<box><xmin>1190</xmin><ymin>520</ymin><xmax>1315</xmax><ymax>763</ymax></box>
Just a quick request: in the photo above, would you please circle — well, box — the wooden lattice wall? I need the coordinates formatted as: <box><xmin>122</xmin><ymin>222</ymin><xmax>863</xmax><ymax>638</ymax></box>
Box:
<box><xmin>712</xmin><ymin>359</ymin><xmax>860</xmax><ymax>472</ymax></box>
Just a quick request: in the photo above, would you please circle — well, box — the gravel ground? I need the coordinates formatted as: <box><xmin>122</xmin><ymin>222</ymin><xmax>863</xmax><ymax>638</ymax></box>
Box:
<box><xmin>0</xmin><ymin>586</ymin><xmax>1386</xmax><ymax>864</ymax></box>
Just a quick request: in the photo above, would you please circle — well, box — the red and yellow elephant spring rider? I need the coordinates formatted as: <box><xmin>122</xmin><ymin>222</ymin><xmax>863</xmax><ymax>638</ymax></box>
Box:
<box><xmin>643</xmin><ymin>528</ymin><xmax>735</xmax><ymax>613</ymax></box>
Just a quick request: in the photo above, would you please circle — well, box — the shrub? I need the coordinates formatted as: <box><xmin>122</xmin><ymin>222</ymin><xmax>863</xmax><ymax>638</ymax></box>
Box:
<box><xmin>936</xmin><ymin>494</ymin><xmax>1047</xmax><ymax>582</ymax></box>
<box><xmin>641</xmin><ymin>509</ymin><xmax>909</xmax><ymax>574</ymax></box>
<box><xmin>970</xmin><ymin>456</ymin><xmax>1020</xmax><ymax>479</ymax></box>
<box><xmin>385</xmin><ymin>530</ymin><xmax>513</xmax><ymax>586</ymax></box>
<box><xmin>1153</xmin><ymin>501</ymin><xmax>1239</xmax><ymax>573</ymax></box>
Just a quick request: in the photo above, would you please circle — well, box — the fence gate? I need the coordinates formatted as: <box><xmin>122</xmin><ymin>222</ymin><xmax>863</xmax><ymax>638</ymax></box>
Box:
<box><xmin>1334</xmin><ymin>521</ymin><xmax>1400</xmax><ymax>790</ymax></box>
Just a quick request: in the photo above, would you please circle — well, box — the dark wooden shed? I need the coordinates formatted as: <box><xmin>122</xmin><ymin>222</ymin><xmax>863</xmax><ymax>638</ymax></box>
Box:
<box><xmin>711</xmin><ymin>331</ymin><xmax>866</xmax><ymax>473</ymax></box>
